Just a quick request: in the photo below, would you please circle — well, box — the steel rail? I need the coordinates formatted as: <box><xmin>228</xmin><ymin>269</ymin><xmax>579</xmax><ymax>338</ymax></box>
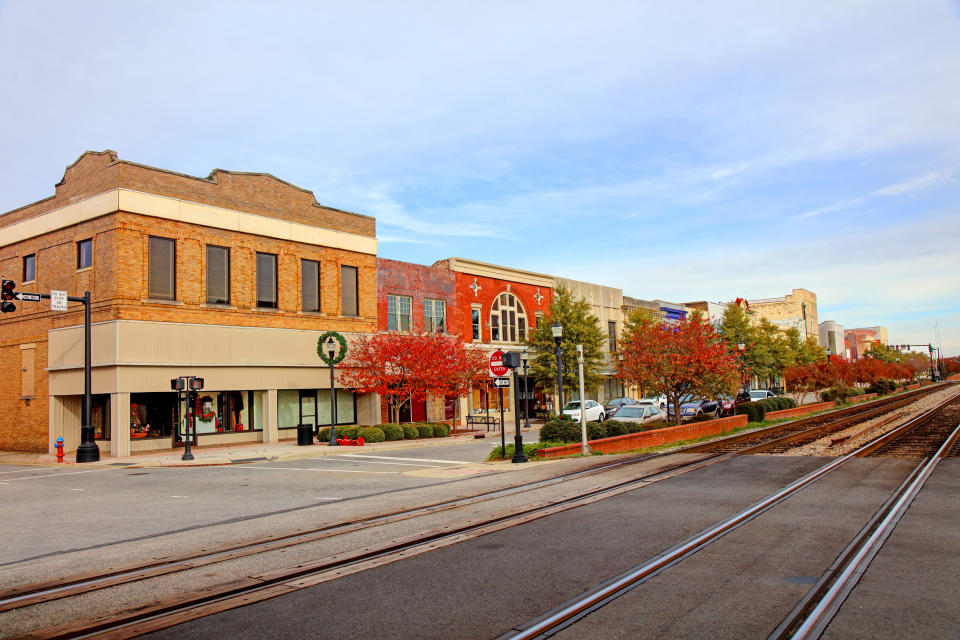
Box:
<box><xmin>500</xmin><ymin>391</ymin><xmax>960</xmax><ymax>640</ymax></box>
<box><xmin>785</xmin><ymin>420</ymin><xmax>960</xmax><ymax>639</ymax></box>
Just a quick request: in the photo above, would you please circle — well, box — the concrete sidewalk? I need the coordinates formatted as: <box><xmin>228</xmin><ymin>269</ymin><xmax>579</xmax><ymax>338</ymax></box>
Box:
<box><xmin>0</xmin><ymin>422</ymin><xmax>543</xmax><ymax>469</ymax></box>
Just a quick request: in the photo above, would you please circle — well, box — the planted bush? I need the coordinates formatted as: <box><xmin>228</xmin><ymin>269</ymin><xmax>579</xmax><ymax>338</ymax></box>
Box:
<box><xmin>358</xmin><ymin>426</ymin><xmax>385</xmax><ymax>442</ymax></box>
<box><xmin>379</xmin><ymin>423</ymin><xmax>404</xmax><ymax>441</ymax></box>
<box><xmin>402</xmin><ymin>425</ymin><xmax>420</xmax><ymax>439</ymax></box>
<box><xmin>603</xmin><ymin>419</ymin><xmax>631</xmax><ymax>437</ymax></box>
<box><xmin>586</xmin><ymin>422</ymin><xmax>607</xmax><ymax>440</ymax></box>
<box><xmin>538</xmin><ymin>415</ymin><xmax>581</xmax><ymax>443</ymax></box>
<box><xmin>318</xmin><ymin>427</ymin><xmax>331</xmax><ymax>441</ymax></box>
<box><xmin>736</xmin><ymin>402</ymin><xmax>766</xmax><ymax>423</ymax></box>
<box><xmin>430</xmin><ymin>423</ymin><xmax>450</xmax><ymax>437</ymax></box>
<box><xmin>417</xmin><ymin>424</ymin><xmax>434</xmax><ymax>438</ymax></box>
<box><xmin>339</xmin><ymin>426</ymin><xmax>361</xmax><ymax>440</ymax></box>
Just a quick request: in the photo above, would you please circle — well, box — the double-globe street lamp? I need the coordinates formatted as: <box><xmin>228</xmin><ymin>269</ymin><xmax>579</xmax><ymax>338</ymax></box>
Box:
<box><xmin>551</xmin><ymin>322</ymin><xmax>564</xmax><ymax>416</ymax></box>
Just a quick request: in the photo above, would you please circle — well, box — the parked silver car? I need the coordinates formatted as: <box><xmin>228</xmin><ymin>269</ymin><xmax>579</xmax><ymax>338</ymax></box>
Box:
<box><xmin>608</xmin><ymin>402</ymin><xmax>666</xmax><ymax>426</ymax></box>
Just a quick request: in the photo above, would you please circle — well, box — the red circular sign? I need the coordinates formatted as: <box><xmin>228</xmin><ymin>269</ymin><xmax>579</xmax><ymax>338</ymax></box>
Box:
<box><xmin>489</xmin><ymin>350</ymin><xmax>508</xmax><ymax>377</ymax></box>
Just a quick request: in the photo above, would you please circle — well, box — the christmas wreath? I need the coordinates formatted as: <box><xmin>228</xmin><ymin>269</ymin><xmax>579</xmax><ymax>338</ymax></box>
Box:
<box><xmin>317</xmin><ymin>331</ymin><xmax>348</xmax><ymax>366</ymax></box>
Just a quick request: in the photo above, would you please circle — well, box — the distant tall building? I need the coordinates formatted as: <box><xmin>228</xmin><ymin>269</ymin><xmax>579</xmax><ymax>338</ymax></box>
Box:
<box><xmin>748</xmin><ymin>289</ymin><xmax>819</xmax><ymax>342</ymax></box>
<box><xmin>819</xmin><ymin>321</ymin><xmax>845</xmax><ymax>358</ymax></box>
<box><xmin>845</xmin><ymin>327</ymin><xmax>887</xmax><ymax>360</ymax></box>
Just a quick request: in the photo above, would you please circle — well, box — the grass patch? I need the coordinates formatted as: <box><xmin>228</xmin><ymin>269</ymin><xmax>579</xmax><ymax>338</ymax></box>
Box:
<box><xmin>488</xmin><ymin>441</ymin><xmax>565</xmax><ymax>461</ymax></box>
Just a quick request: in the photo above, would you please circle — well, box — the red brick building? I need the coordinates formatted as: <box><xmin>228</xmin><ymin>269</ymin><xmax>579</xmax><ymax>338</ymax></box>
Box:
<box><xmin>376</xmin><ymin>258</ymin><xmax>458</xmax><ymax>422</ymax></box>
<box><xmin>433</xmin><ymin>258</ymin><xmax>554</xmax><ymax>423</ymax></box>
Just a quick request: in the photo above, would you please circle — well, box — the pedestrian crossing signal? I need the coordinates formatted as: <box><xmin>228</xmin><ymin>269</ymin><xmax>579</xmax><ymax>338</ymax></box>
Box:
<box><xmin>1</xmin><ymin>279</ymin><xmax>16</xmax><ymax>313</ymax></box>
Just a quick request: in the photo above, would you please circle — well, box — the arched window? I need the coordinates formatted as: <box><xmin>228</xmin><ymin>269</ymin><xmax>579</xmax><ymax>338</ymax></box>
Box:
<box><xmin>490</xmin><ymin>292</ymin><xmax>527</xmax><ymax>343</ymax></box>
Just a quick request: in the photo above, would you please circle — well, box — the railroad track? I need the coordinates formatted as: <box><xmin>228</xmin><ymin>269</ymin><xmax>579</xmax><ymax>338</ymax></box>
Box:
<box><xmin>2</xmin><ymin>384</ymin><xmax>952</xmax><ymax>639</ymax></box>
<box><xmin>500</xmin><ymin>391</ymin><xmax>960</xmax><ymax>640</ymax></box>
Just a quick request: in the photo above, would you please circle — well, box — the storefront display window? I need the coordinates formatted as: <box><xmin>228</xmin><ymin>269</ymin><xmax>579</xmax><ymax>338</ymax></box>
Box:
<box><xmin>318</xmin><ymin>389</ymin><xmax>356</xmax><ymax>425</ymax></box>
<box><xmin>92</xmin><ymin>394</ymin><xmax>110</xmax><ymax>440</ymax></box>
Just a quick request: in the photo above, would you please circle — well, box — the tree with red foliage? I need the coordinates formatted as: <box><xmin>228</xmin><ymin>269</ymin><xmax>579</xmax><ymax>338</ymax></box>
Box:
<box><xmin>339</xmin><ymin>331</ymin><xmax>487</xmax><ymax>422</ymax></box>
<box><xmin>784</xmin><ymin>362</ymin><xmax>827</xmax><ymax>404</ymax></box>
<box><xmin>617</xmin><ymin>313</ymin><xmax>740</xmax><ymax>422</ymax></box>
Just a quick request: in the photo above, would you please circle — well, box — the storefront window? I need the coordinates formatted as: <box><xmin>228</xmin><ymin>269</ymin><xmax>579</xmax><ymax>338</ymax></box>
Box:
<box><xmin>472</xmin><ymin>385</ymin><xmax>510</xmax><ymax>411</ymax></box>
<box><xmin>92</xmin><ymin>394</ymin><xmax>110</xmax><ymax>440</ymax></box>
<box><xmin>130</xmin><ymin>393</ymin><xmax>178</xmax><ymax>440</ymax></box>
<box><xmin>318</xmin><ymin>389</ymin><xmax>356</xmax><ymax>425</ymax></box>
<box><xmin>278</xmin><ymin>389</ymin><xmax>301</xmax><ymax>429</ymax></box>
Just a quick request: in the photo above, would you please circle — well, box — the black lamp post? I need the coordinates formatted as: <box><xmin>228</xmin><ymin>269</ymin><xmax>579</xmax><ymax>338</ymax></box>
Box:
<box><xmin>521</xmin><ymin>347</ymin><xmax>531</xmax><ymax>428</ymax></box>
<box><xmin>327</xmin><ymin>336</ymin><xmax>338</xmax><ymax>446</ymax></box>
<box><xmin>551</xmin><ymin>322</ymin><xmax>563</xmax><ymax>416</ymax></box>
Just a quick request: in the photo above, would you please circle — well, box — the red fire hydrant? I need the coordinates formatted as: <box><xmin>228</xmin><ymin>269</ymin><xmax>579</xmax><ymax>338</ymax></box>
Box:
<box><xmin>55</xmin><ymin>436</ymin><xmax>64</xmax><ymax>463</ymax></box>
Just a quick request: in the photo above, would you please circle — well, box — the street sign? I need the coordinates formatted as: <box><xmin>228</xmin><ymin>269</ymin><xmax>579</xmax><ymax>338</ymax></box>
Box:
<box><xmin>16</xmin><ymin>292</ymin><xmax>40</xmax><ymax>302</ymax></box>
<box><xmin>51</xmin><ymin>290</ymin><xmax>68</xmax><ymax>311</ymax></box>
<box><xmin>489</xmin><ymin>350</ymin><xmax>508</xmax><ymax>377</ymax></box>
<box><xmin>492</xmin><ymin>377</ymin><xmax>511</xmax><ymax>388</ymax></box>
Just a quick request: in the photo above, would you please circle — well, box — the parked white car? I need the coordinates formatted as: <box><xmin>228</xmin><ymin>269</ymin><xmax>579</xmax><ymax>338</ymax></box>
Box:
<box><xmin>640</xmin><ymin>395</ymin><xmax>667</xmax><ymax>410</ymax></box>
<box><xmin>749</xmin><ymin>390</ymin><xmax>777</xmax><ymax>401</ymax></box>
<box><xmin>563</xmin><ymin>400</ymin><xmax>605</xmax><ymax>422</ymax></box>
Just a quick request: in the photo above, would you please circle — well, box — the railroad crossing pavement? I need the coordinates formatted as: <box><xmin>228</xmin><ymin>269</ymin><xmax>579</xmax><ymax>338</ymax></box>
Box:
<box><xmin>0</xmin><ymin>421</ymin><xmax>545</xmax><ymax>470</ymax></box>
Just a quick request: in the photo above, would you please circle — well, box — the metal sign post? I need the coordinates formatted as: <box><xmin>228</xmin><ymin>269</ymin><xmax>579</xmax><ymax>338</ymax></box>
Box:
<box><xmin>499</xmin><ymin>388</ymin><xmax>505</xmax><ymax>459</ymax></box>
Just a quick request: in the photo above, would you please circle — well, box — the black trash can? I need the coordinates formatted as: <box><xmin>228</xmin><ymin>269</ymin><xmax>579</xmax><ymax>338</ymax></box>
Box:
<box><xmin>297</xmin><ymin>423</ymin><xmax>314</xmax><ymax>446</ymax></box>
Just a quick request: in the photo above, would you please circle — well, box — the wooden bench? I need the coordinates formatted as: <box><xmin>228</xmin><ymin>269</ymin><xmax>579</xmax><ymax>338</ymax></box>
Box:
<box><xmin>467</xmin><ymin>415</ymin><xmax>501</xmax><ymax>431</ymax></box>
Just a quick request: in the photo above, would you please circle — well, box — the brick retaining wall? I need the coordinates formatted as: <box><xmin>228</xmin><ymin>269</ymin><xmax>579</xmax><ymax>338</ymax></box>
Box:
<box><xmin>765</xmin><ymin>401</ymin><xmax>835</xmax><ymax>420</ymax></box>
<box><xmin>536</xmin><ymin>414</ymin><xmax>748</xmax><ymax>459</ymax></box>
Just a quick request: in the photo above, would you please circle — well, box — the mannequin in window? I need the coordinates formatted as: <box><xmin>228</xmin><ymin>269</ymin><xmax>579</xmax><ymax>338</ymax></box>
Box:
<box><xmin>229</xmin><ymin>391</ymin><xmax>244</xmax><ymax>430</ymax></box>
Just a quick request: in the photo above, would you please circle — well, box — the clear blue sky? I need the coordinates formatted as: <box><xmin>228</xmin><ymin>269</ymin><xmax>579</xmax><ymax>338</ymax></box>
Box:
<box><xmin>1</xmin><ymin>1</ymin><xmax>958</xmax><ymax>354</ymax></box>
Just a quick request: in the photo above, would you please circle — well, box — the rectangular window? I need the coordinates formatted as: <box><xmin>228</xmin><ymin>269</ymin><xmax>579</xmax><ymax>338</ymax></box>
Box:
<box><xmin>148</xmin><ymin>236</ymin><xmax>176</xmax><ymax>300</ymax></box>
<box><xmin>301</xmin><ymin>259</ymin><xmax>320</xmax><ymax>312</ymax></box>
<box><xmin>387</xmin><ymin>294</ymin><xmax>412</xmax><ymax>331</ymax></box>
<box><xmin>535</xmin><ymin>311</ymin><xmax>544</xmax><ymax>328</ymax></box>
<box><xmin>608</xmin><ymin>321</ymin><xmax>617</xmax><ymax>353</ymax></box>
<box><xmin>424</xmin><ymin>299</ymin><xmax>445</xmax><ymax>333</ymax></box>
<box><xmin>472</xmin><ymin>307</ymin><xmax>481</xmax><ymax>341</ymax></box>
<box><xmin>256</xmin><ymin>253</ymin><xmax>277</xmax><ymax>308</ymax></box>
<box><xmin>341</xmin><ymin>265</ymin><xmax>358</xmax><ymax>316</ymax></box>
<box><xmin>206</xmin><ymin>245</ymin><xmax>230</xmax><ymax>304</ymax></box>
<box><xmin>77</xmin><ymin>239</ymin><xmax>92</xmax><ymax>269</ymax></box>
<box><xmin>22</xmin><ymin>254</ymin><xmax>35</xmax><ymax>282</ymax></box>
<box><xmin>491</xmin><ymin>313</ymin><xmax>500</xmax><ymax>341</ymax></box>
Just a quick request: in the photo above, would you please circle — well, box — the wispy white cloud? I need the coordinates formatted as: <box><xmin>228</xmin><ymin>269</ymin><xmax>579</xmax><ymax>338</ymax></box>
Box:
<box><xmin>871</xmin><ymin>171</ymin><xmax>951</xmax><ymax>197</ymax></box>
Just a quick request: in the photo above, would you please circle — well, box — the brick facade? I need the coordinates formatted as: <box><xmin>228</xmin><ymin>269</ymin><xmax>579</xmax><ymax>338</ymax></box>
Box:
<box><xmin>376</xmin><ymin>258</ymin><xmax>457</xmax><ymax>333</ymax></box>
<box><xmin>0</xmin><ymin>151</ymin><xmax>378</xmax><ymax>452</ymax></box>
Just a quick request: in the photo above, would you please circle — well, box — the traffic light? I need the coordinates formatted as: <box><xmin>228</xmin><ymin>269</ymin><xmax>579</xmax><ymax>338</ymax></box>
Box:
<box><xmin>1</xmin><ymin>279</ymin><xmax>16</xmax><ymax>313</ymax></box>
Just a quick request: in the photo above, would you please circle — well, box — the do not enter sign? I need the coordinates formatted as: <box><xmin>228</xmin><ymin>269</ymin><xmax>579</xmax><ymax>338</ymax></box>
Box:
<box><xmin>489</xmin><ymin>350</ymin><xmax>508</xmax><ymax>377</ymax></box>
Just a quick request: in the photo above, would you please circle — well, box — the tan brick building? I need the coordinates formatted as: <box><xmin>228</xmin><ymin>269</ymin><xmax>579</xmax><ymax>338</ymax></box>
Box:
<box><xmin>747</xmin><ymin>288</ymin><xmax>819</xmax><ymax>343</ymax></box>
<box><xmin>0</xmin><ymin>150</ymin><xmax>379</xmax><ymax>455</ymax></box>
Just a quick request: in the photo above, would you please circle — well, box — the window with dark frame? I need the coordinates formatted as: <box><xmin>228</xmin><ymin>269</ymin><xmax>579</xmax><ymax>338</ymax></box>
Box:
<box><xmin>472</xmin><ymin>307</ymin><xmax>481</xmax><ymax>341</ymax></box>
<box><xmin>256</xmin><ymin>252</ymin><xmax>278</xmax><ymax>308</ymax></box>
<box><xmin>608</xmin><ymin>320</ymin><xmax>617</xmax><ymax>353</ymax></box>
<box><xmin>147</xmin><ymin>236</ymin><xmax>176</xmax><ymax>300</ymax></box>
<box><xmin>301</xmin><ymin>259</ymin><xmax>320</xmax><ymax>312</ymax></box>
<box><xmin>205</xmin><ymin>245</ymin><xmax>230</xmax><ymax>305</ymax></box>
<box><xmin>77</xmin><ymin>238</ymin><xmax>92</xmax><ymax>269</ymax></box>
<box><xmin>341</xmin><ymin>265</ymin><xmax>358</xmax><ymax>316</ymax></box>
<box><xmin>22</xmin><ymin>254</ymin><xmax>35</xmax><ymax>282</ymax></box>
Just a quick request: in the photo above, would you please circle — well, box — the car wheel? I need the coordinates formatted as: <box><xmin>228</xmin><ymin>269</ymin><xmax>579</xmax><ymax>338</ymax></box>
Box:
<box><xmin>598</xmin><ymin>412</ymin><xmax>605</xmax><ymax>422</ymax></box>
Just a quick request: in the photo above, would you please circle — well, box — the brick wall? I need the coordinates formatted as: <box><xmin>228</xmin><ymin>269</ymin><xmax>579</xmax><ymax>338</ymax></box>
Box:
<box><xmin>377</xmin><ymin>258</ymin><xmax>457</xmax><ymax>333</ymax></box>
<box><xmin>537</xmin><ymin>414</ymin><xmax>748</xmax><ymax>458</ymax></box>
<box><xmin>449</xmin><ymin>271</ymin><xmax>552</xmax><ymax>344</ymax></box>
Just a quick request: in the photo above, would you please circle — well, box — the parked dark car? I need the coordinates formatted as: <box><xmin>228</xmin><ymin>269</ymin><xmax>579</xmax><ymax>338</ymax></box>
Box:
<box><xmin>719</xmin><ymin>390</ymin><xmax>752</xmax><ymax>416</ymax></box>
<box><xmin>667</xmin><ymin>395</ymin><xmax>721</xmax><ymax>422</ymax></box>
<box><xmin>603</xmin><ymin>397</ymin><xmax>637</xmax><ymax>418</ymax></box>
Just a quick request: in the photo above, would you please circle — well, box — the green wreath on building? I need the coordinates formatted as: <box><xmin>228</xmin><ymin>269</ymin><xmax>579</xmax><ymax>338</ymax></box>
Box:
<box><xmin>317</xmin><ymin>331</ymin><xmax>348</xmax><ymax>366</ymax></box>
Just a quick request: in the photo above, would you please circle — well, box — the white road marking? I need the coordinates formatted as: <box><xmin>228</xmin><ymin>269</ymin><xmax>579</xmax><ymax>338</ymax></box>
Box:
<box><xmin>332</xmin><ymin>454</ymin><xmax>473</xmax><ymax>465</ymax></box>
<box><xmin>1</xmin><ymin>469</ymin><xmax>109</xmax><ymax>482</ymax></box>
<box><xmin>0</xmin><ymin>468</ymin><xmax>58</xmax><ymax>474</ymax></box>
<box><xmin>169</xmin><ymin>495</ymin><xmax>190</xmax><ymax>498</ymax></box>
<box><xmin>311</xmin><ymin>458</ymin><xmax>445</xmax><ymax>468</ymax></box>
<box><xmin>69</xmin><ymin>488</ymin><xmax>84</xmax><ymax>491</ymax></box>
<box><xmin>314</xmin><ymin>497</ymin><xmax>341</xmax><ymax>500</ymax></box>
<box><xmin>246</xmin><ymin>466</ymin><xmax>400</xmax><ymax>475</ymax></box>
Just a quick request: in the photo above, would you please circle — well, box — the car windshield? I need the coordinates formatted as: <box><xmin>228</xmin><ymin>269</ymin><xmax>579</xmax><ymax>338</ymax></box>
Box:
<box><xmin>616</xmin><ymin>407</ymin><xmax>644</xmax><ymax>418</ymax></box>
<box><xmin>563</xmin><ymin>401</ymin><xmax>581</xmax><ymax>410</ymax></box>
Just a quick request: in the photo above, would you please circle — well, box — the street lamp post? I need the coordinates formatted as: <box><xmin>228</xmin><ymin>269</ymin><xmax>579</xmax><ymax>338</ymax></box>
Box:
<box><xmin>737</xmin><ymin>341</ymin><xmax>747</xmax><ymax>395</ymax></box>
<box><xmin>326</xmin><ymin>336</ymin><xmax>339</xmax><ymax>446</ymax></box>
<box><xmin>521</xmin><ymin>347</ymin><xmax>531</xmax><ymax>428</ymax></box>
<box><xmin>551</xmin><ymin>322</ymin><xmax>564</xmax><ymax>416</ymax></box>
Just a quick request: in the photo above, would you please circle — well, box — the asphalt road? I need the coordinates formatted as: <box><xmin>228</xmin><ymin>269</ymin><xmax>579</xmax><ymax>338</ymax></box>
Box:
<box><xmin>0</xmin><ymin>435</ymin><xmax>535</xmax><ymax>566</ymax></box>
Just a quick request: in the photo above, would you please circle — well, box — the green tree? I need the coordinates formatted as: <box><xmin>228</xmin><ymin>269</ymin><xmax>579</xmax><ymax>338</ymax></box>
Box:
<box><xmin>864</xmin><ymin>343</ymin><xmax>900</xmax><ymax>363</ymax></box>
<box><xmin>785</xmin><ymin>328</ymin><xmax>825</xmax><ymax>365</ymax></box>
<box><xmin>526</xmin><ymin>286</ymin><xmax>606</xmax><ymax>407</ymax></box>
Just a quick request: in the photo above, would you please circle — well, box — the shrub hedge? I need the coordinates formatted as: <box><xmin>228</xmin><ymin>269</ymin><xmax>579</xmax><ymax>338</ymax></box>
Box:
<box><xmin>379</xmin><ymin>423</ymin><xmax>404</xmax><ymax>441</ymax></box>
<box><xmin>358</xmin><ymin>426</ymin><xmax>385</xmax><ymax>443</ymax></box>
<box><xmin>867</xmin><ymin>378</ymin><xmax>897</xmax><ymax>396</ymax></box>
<box><xmin>402</xmin><ymin>425</ymin><xmax>420</xmax><ymax>439</ymax></box>
<box><xmin>736</xmin><ymin>402</ymin><xmax>766</xmax><ymax>423</ymax></box>
<box><xmin>416</xmin><ymin>424</ymin><xmax>434</xmax><ymax>438</ymax></box>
